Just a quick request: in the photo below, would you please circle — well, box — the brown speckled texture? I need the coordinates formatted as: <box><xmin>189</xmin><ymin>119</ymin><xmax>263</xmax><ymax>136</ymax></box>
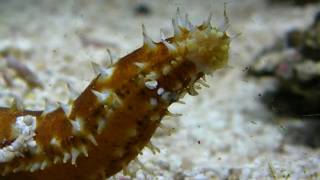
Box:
<box><xmin>0</xmin><ymin>0</ymin><xmax>319</xmax><ymax>179</ymax></box>
<box><xmin>0</xmin><ymin>5</ymin><xmax>230</xmax><ymax>179</ymax></box>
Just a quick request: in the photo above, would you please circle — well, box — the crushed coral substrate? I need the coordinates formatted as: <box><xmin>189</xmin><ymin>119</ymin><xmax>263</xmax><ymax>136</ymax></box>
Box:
<box><xmin>0</xmin><ymin>0</ymin><xmax>319</xmax><ymax>179</ymax></box>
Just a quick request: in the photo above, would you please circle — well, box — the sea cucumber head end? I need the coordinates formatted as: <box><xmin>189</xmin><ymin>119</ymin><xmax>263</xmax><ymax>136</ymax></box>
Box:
<box><xmin>183</xmin><ymin>27</ymin><xmax>230</xmax><ymax>74</ymax></box>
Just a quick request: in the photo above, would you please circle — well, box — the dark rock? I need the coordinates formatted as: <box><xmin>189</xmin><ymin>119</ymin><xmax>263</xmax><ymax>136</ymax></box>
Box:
<box><xmin>248</xmin><ymin>11</ymin><xmax>320</xmax><ymax>118</ymax></box>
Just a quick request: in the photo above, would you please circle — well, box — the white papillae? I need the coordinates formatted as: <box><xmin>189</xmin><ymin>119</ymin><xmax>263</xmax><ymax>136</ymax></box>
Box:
<box><xmin>145</xmin><ymin>80</ymin><xmax>158</xmax><ymax>90</ymax></box>
<box><xmin>0</xmin><ymin>115</ymin><xmax>37</xmax><ymax>163</ymax></box>
<box><xmin>70</xmin><ymin>117</ymin><xmax>84</xmax><ymax>134</ymax></box>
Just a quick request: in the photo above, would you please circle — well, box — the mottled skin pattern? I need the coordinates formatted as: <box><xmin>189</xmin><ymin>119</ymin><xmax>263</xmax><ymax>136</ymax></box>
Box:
<box><xmin>0</xmin><ymin>16</ymin><xmax>230</xmax><ymax>180</ymax></box>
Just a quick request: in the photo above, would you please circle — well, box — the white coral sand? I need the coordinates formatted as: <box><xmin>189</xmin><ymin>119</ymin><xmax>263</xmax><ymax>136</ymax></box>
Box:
<box><xmin>0</xmin><ymin>0</ymin><xmax>319</xmax><ymax>179</ymax></box>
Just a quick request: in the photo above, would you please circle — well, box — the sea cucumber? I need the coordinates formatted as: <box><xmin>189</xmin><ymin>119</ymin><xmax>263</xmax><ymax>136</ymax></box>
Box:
<box><xmin>0</xmin><ymin>10</ymin><xmax>230</xmax><ymax>180</ymax></box>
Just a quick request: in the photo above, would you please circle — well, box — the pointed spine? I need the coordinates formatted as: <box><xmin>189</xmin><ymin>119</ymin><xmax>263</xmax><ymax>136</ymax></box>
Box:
<box><xmin>11</xmin><ymin>97</ymin><xmax>24</xmax><ymax>112</ymax></box>
<box><xmin>142</xmin><ymin>24</ymin><xmax>156</xmax><ymax>49</ymax></box>
<box><xmin>91</xmin><ymin>90</ymin><xmax>111</xmax><ymax>104</ymax></box>
<box><xmin>162</xmin><ymin>40</ymin><xmax>177</xmax><ymax>53</ymax></box>
<box><xmin>106</xmin><ymin>49</ymin><xmax>114</xmax><ymax>65</ymax></box>
<box><xmin>71</xmin><ymin>148</ymin><xmax>80</xmax><ymax>165</ymax></box>
<box><xmin>59</xmin><ymin>102</ymin><xmax>72</xmax><ymax>117</ymax></box>
<box><xmin>172</xmin><ymin>18</ymin><xmax>181</xmax><ymax>36</ymax></box>
<box><xmin>87</xmin><ymin>134</ymin><xmax>98</xmax><ymax>146</ymax></box>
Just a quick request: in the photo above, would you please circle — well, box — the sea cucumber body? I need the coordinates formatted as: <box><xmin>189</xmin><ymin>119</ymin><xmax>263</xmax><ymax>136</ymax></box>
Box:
<box><xmin>0</xmin><ymin>20</ymin><xmax>230</xmax><ymax>179</ymax></box>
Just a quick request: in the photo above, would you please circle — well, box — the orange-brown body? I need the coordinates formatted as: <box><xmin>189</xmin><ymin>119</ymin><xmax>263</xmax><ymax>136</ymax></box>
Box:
<box><xmin>0</xmin><ymin>14</ymin><xmax>230</xmax><ymax>180</ymax></box>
